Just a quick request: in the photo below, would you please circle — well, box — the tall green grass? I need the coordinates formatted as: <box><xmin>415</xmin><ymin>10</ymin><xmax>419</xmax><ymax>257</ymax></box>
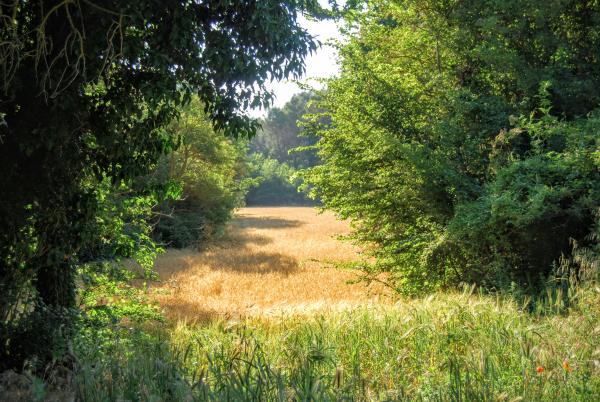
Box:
<box><xmin>8</xmin><ymin>286</ymin><xmax>599</xmax><ymax>401</ymax></box>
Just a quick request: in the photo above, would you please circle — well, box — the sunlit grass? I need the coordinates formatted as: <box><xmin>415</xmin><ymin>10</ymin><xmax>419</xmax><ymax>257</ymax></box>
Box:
<box><xmin>67</xmin><ymin>287</ymin><xmax>600</xmax><ymax>401</ymax></box>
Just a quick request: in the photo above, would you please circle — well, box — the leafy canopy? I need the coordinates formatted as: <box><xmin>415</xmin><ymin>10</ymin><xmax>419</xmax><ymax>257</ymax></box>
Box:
<box><xmin>0</xmin><ymin>0</ymin><xmax>328</xmax><ymax>369</ymax></box>
<box><xmin>301</xmin><ymin>0</ymin><xmax>600</xmax><ymax>293</ymax></box>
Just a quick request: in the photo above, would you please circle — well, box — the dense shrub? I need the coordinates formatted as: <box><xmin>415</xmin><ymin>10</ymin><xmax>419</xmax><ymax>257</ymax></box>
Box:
<box><xmin>0</xmin><ymin>177</ymin><xmax>165</xmax><ymax>371</ymax></box>
<box><xmin>151</xmin><ymin>99</ymin><xmax>252</xmax><ymax>248</ymax></box>
<box><xmin>301</xmin><ymin>0</ymin><xmax>600</xmax><ymax>293</ymax></box>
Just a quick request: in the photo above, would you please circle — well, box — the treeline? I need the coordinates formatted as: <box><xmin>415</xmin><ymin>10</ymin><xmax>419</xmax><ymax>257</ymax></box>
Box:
<box><xmin>245</xmin><ymin>92</ymin><xmax>320</xmax><ymax>206</ymax></box>
<box><xmin>153</xmin><ymin>92</ymin><xmax>321</xmax><ymax>242</ymax></box>
<box><xmin>301</xmin><ymin>0</ymin><xmax>600</xmax><ymax>294</ymax></box>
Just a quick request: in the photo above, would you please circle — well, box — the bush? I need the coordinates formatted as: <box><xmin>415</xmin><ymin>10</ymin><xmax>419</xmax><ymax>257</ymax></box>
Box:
<box><xmin>449</xmin><ymin>109</ymin><xmax>600</xmax><ymax>287</ymax></box>
<box><xmin>301</xmin><ymin>0</ymin><xmax>600</xmax><ymax>293</ymax></box>
<box><xmin>150</xmin><ymin>99</ymin><xmax>252</xmax><ymax>248</ymax></box>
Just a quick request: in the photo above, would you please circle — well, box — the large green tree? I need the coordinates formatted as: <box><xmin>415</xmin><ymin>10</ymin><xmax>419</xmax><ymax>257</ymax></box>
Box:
<box><xmin>152</xmin><ymin>98</ymin><xmax>251</xmax><ymax>248</ymax></box>
<box><xmin>0</xmin><ymin>0</ymin><xmax>326</xmax><ymax>368</ymax></box>
<box><xmin>302</xmin><ymin>0</ymin><xmax>600</xmax><ymax>293</ymax></box>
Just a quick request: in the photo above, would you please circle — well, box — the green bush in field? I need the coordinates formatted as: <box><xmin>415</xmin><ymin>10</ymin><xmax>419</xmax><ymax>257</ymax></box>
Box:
<box><xmin>151</xmin><ymin>99</ymin><xmax>253</xmax><ymax>248</ymax></box>
<box><xmin>300</xmin><ymin>0</ymin><xmax>600</xmax><ymax>293</ymax></box>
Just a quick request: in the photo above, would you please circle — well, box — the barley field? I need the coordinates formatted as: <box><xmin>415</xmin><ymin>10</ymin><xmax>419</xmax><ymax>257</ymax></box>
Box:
<box><xmin>4</xmin><ymin>207</ymin><xmax>600</xmax><ymax>401</ymax></box>
<box><xmin>152</xmin><ymin>207</ymin><xmax>390</xmax><ymax>321</ymax></box>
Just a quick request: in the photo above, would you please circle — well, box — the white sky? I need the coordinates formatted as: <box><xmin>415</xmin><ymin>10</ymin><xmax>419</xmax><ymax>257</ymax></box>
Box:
<box><xmin>248</xmin><ymin>15</ymin><xmax>343</xmax><ymax>117</ymax></box>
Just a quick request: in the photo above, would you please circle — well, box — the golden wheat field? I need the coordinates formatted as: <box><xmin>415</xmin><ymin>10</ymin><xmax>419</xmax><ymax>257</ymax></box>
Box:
<box><xmin>151</xmin><ymin>207</ymin><xmax>391</xmax><ymax>321</ymax></box>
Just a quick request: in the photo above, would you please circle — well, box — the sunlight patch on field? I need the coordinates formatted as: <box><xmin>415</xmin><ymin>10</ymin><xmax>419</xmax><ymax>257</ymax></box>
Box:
<box><xmin>151</xmin><ymin>207</ymin><xmax>391</xmax><ymax>321</ymax></box>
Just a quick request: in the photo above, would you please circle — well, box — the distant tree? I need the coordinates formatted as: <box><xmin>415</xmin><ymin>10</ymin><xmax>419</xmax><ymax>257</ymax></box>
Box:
<box><xmin>246</xmin><ymin>92</ymin><xmax>324</xmax><ymax>205</ymax></box>
<box><xmin>0</xmin><ymin>0</ymin><xmax>326</xmax><ymax>369</ymax></box>
<box><xmin>251</xmin><ymin>92</ymin><xmax>320</xmax><ymax>169</ymax></box>
<box><xmin>245</xmin><ymin>153</ymin><xmax>315</xmax><ymax>206</ymax></box>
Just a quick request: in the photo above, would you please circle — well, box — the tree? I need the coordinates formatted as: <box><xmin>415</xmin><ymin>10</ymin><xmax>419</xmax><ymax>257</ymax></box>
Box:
<box><xmin>301</xmin><ymin>0</ymin><xmax>600</xmax><ymax>293</ymax></box>
<box><xmin>247</xmin><ymin>92</ymin><xmax>320</xmax><ymax>205</ymax></box>
<box><xmin>0</xmin><ymin>0</ymin><xmax>326</xmax><ymax>368</ymax></box>
<box><xmin>245</xmin><ymin>153</ymin><xmax>314</xmax><ymax>205</ymax></box>
<box><xmin>251</xmin><ymin>91</ymin><xmax>320</xmax><ymax>168</ymax></box>
<box><xmin>152</xmin><ymin>98</ymin><xmax>252</xmax><ymax>247</ymax></box>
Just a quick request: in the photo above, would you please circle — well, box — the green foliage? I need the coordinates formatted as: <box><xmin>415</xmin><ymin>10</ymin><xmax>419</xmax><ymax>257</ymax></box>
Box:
<box><xmin>449</xmin><ymin>108</ymin><xmax>600</xmax><ymax>288</ymax></box>
<box><xmin>301</xmin><ymin>0</ymin><xmax>600</xmax><ymax>293</ymax></box>
<box><xmin>247</xmin><ymin>92</ymin><xmax>321</xmax><ymax>205</ymax></box>
<box><xmin>245</xmin><ymin>153</ymin><xmax>314</xmax><ymax>206</ymax></box>
<box><xmin>251</xmin><ymin>92</ymin><xmax>321</xmax><ymax>169</ymax></box>
<box><xmin>0</xmin><ymin>0</ymin><xmax>325</xmax><ymax>369</ymax></box>
<box><xmin>151</xmin><ymin>99</ymin><xmax>252</xmax><ymax>248</ymax></box>
<box><xmin>0</xmin><ymin>175</ymin><xmax>166</xmax><ymax>371</ymax></box>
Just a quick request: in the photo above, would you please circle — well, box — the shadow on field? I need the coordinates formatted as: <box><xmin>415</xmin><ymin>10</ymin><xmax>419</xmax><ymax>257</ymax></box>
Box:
<box><xmin>155</xmin><ymin>248</ymin><xmax>299</xmax><ymax>278</ymax></box>
<box><xmin>233</xmin><ymin>215</ymin><xmax>304</xmax><ymax>229</ymax></box>
<box><xmin>152</xmin><ymin>218</ymin><xmax>300</xmax><ymax>283</ymax></box>
<box><xmin>206</xmin><ymin>250</ymin><xmax>298</xmax><ymax>274</ymax></box>
<box><xmin>143</xmin><ymin>210</ymin><xmax>315</xmax><ymax>321</ymax></box>
<box><xmin>217</xmin><ymin>228</ymin><xmax>274</xmax><ymax>247</ymax></box>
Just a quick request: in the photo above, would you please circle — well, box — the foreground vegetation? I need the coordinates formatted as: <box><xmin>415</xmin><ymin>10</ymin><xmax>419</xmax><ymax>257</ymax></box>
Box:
<box><xmin>3</xmin><ymin>285</ymin><xmax>599</xmax><ymax>401</ymax></box>
<box><xmin>3</xmin><ymin>209</ymin><xmax>599</xmax><ymax>400</ymax></box>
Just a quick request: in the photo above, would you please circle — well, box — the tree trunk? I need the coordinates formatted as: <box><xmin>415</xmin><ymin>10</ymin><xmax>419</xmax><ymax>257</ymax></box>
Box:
<box><xmin>35</xmin><ymin>260</ymin><xmax>76</xmax><ymax>309</ymax></box>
